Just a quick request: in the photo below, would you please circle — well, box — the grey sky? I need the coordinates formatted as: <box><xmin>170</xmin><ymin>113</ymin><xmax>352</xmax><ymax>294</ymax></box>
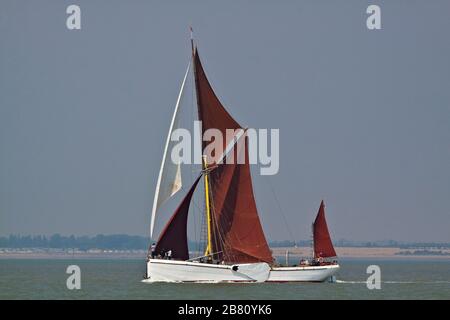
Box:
<box><xmin>1</xmin><ymin>1</ymin><xmax>449</xmax><ymax>242</ymax></box>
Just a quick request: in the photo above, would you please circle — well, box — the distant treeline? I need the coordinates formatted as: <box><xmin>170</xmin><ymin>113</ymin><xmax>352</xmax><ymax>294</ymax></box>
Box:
<box><xmin>396</xmin><ymin>250</ymin><xmax>450</xmax><ymax>256</ymax></box>
<box><xmin>0</xmin><ymin>234</ymin><xmax>149</xmax><ymax>251</ymax></box>
<box><xmin>1</xmin><ymin>234</ymin><xmax>449</xmax><ymax>250</ymax></box>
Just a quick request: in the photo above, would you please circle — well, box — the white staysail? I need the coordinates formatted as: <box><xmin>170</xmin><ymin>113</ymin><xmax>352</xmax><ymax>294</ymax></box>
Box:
<box><xmin>150</xmin><ymin>62</ymin><xmax>190</xmax><ymax>238</ymax></box>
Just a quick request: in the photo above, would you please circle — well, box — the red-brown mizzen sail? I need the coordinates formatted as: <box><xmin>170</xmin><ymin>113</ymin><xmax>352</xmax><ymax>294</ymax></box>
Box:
<box><xmin>154</xmin><ymin>176</ymin><xmax>201</xmax><ymax>260</ymax></box>
<box><xmin>313</xmin><ymin>200</ymin><xmax>337</xmax><ymax>258</ymax></box>
<box><xmin>193</xmin><ymin>47</ymin><xmax>273</xmax><ymax>264</ymax></box>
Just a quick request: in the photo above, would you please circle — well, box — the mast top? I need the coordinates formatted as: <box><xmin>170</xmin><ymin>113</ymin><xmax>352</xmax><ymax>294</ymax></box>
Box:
<box><xmin>190</xmin><ymin>26</ymin><xmax>195</xmax><ymax>54</ymax></box>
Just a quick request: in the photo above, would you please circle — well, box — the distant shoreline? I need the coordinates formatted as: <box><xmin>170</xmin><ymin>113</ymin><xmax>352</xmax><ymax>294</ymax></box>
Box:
<box><xmin>1</xmin><ymin>247</ymin><xmax>449</xmax><ymax>260</ymax></box>
<box><xmin>271</xmin><ymin>247</ymin><xmax>450</xmax><ymax>260</ymax></box>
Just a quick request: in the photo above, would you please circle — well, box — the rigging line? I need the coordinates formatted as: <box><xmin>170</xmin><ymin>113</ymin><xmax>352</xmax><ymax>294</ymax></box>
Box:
<box><xmin>208</xmin><ymin>185</ymin><xmax>231</xmax><ymax>262</ymax></box>
<box><xmin>207</xmin><ymin>181</ymin><xmax>220</xmax><ymax>259</ymax></box>
<box><xmin>187</xmin><ymin>250</ymin><xmax>223</xmax><ymax>262</ymax></box>
<box><xmin>266</xmin><ymin>178</ymin><xmax>297</xmax><ymax>247</ymax></box>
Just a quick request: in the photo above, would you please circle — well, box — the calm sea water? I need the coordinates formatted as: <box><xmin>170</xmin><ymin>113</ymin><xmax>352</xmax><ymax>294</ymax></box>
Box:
<box><xmin>0</xmin><ymin>258</ymin><xmax>449</xmax><ymax>299</ymax></box>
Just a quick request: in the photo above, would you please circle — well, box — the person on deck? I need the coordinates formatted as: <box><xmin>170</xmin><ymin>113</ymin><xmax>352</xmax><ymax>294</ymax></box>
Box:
<box><xmin>150</xmin><ymin>243</ymin><xmax>156</xmax><ymax>259</ymax></box>
<box><xmin>167</xmin><ymin>250</ymin><xmax>172</xmax><ymax>260</ymax></box>
<box><xmin>318</xmin><ymin>256</ymin><xmax>324</xmax><ymax>265</ymax></box>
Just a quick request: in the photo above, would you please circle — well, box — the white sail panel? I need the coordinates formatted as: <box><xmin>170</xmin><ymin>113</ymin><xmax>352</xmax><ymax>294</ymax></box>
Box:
<box><xmin>150</xmin><ymin>62</ymin><xmax>190</xmax><ymax>238</ymax></box>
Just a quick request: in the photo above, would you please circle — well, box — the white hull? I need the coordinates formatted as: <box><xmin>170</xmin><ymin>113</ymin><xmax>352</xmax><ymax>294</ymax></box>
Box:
<box><xmin>144</xmin><ymin>259</ymin><xmax>339</xmax><ymax>283</ymax></box>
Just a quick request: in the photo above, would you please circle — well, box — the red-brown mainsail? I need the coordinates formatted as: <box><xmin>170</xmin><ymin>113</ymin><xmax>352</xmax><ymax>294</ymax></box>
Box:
<box><xmin>193</xmin><ymin>49</ymin><xmax>241</xmax><ymax>153</ymax></box>
<box><xmin>193</xmin><ymin>48</ymin><xmax>273</xmax><ymax>264</ymax></box>
<box><xmin>313</xmin><ymin>200</ymin><xmax>337</xmax><ymax>258</ymax></box>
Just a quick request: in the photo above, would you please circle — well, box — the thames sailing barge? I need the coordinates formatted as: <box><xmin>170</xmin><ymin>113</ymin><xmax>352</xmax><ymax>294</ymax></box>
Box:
<box><xmin>144</xmin><ymin>35</ymin><xmax>339</xmax><ymax>283</ymax></box>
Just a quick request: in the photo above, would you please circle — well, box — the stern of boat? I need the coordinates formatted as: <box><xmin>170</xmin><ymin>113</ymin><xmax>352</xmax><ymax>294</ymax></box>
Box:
<box><xmin>267</xmin><ymin>263</ymin><xmax>340</xmax><ymax>282</ymax></box>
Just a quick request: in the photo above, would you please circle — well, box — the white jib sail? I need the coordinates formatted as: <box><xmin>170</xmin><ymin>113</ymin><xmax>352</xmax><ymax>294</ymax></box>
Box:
<box><xmin>150</xmin><ymin>62</ymin><xmax>190</xmax><ymax>238</ymax></box>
